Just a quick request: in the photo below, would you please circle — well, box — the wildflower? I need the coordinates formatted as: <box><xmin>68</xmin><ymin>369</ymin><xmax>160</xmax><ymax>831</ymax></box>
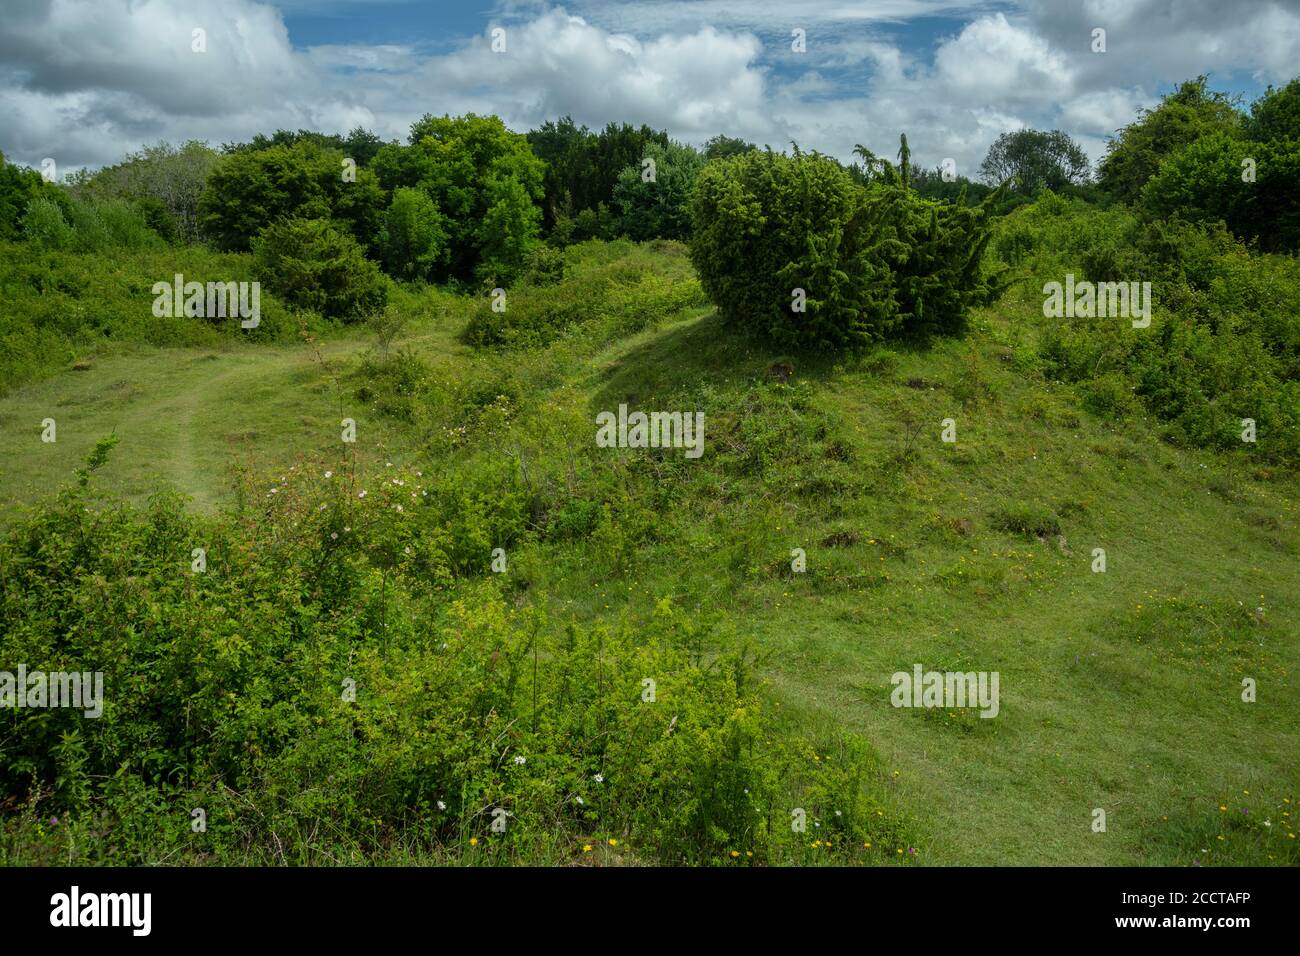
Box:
<box><xmin>575</xmin><ymin>797</ymin><xmax>585</xmax><ymax>806</ymax></box>
<box><xmin>330</xmin><ymin>532</ymin><xmax>338</xmax><ymax>540</ymax></box>
<box><xmin>593</xmin><ymin>774</ymin><xmax>604</xmax><ymax>783</ymax></box>
<box><xmin>437</xmin><ymin>801</ymin><xmax>446</xmax><ymax>811</ymax></box>
<box><xmin>358</xmin><ymin>490</ymin><xmax>367</xmax><ymax>498</ymax></box>
<box><xmin>469</xmin><ymin>837</ymin><xmax>478</xmax><ymax>846</ymax></box>
<box><xmin>730</xmin><ymin>851</ymin><xmax>740</xmax><ymax>858</ymax></box>
<box><xmin>608</xmin><ymin>838</ymin><xmax>617</xmax><ymax>847</ymax></box>
<box><xmin>513</xmin><ymin>755</ymin><xmax>525</xmax><ymax>765</ymax></box>
<box><xmin>324</xmin><ymin>471</ymin><xmax>332</xmax><ymax>478</ymax></box>
<box><xmin>582</xmin><ymin>845</ymin><xmax>592</xmax><ymax>853</ymax></box>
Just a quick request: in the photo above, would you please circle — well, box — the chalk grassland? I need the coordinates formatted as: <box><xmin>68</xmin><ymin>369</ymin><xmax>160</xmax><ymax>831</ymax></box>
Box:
<box><xmin>0</xmin><ymin>230</ymin><xmax>1296</xmax><ymax>866</ymax></box>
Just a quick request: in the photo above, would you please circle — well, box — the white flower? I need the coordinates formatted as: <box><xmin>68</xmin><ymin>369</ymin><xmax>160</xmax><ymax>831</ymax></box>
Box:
<box><xmin>330</xmin><ymin>532</ymin><xmax>338</xmax><ymax>540</ymax></box>
<box><xmin>324</xmin><ymin>471</ymin><xmax>332</xmax><ymax>478</ymax></box>
<box><xmin>437</xmin><ymin>801</ymin><xmax>447</xmax><ymax>811</ymax></box>
<box><xmin>358</xmin><ymin>490</ymin><xmax>367</xmax><ymax>498</ymax></box>
<box><xmin>513</xmin><ymin>756</ymin><xmax>526</xmax><ymax>765</ymax></box>
<box><xmin>404</xmin><ymin>546</ymin><xmax>411</xmax><ymax>554</ymax></box>
<box><xmin>593</xmin><ymin>774</ymin><xmax>604</xmax><ymax>783</ymax></box>
<box><xmin>269</xmin><ymin>487</ymin><xmax>278</xmax><ymax>494</ymax></box>
<box><xmin>575</xmin><ymin>796</ymin><xmax>585</xmax><ymax>805</ymax></box>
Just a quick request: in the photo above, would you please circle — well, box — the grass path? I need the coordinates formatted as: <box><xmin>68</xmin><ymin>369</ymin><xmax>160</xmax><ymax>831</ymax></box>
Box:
<box><xmin>0</xmin><ymin>330</ymin><xmax>445</xmax><ymax>520</ymax></box>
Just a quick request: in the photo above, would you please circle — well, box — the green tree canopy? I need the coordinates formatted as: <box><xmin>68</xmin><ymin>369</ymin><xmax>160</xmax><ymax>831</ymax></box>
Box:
<box><xmin>1098</xmin><ymin>76</ymin><xmax>1243</xmax><ymax>203</ymax></box>
<box><xmin>378</xmin><ymin>186</ymin><xmax>448</xmax><ymax>281</ymax></box>
<box><xmin>373</xmin><ymin>113</ymin><xmax>545</xmax><ymax>281</ymax></box>
<box><xmin>979</xmin><ymin>129</ymin><xmax>1091</xmax><ymax>195</ymax></box>
<box><xmin>612</xmin><ymin>140</ymin><xmax>705</xmax><ymax>241</ymax></box>
<box><xmin>70</xmin><ymin>140</ymin><xmax>218</xmax><ymax>243</ymax></box>
<box><xmin>198</xmin><ymin>140</ymin><xmax>384</xmax><ymax>251</ymax></box>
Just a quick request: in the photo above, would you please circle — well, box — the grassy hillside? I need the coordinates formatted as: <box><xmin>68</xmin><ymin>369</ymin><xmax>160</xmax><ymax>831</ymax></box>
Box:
<box><xmin>1</xmin><ymin>228</ymin><xmax>1297</xmax><ymax>866</ymax></box>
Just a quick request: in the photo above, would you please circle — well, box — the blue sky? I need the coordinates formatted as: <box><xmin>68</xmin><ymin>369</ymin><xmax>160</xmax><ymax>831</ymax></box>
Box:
<box><xmin>1</xmin><ymin>0</ymin><xmax>1296</xmax><ymax>174</ymax></box>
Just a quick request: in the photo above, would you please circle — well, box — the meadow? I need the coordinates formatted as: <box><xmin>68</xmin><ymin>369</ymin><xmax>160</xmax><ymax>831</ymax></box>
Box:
<box><xmin>2</xmin><ymin>211</ymin><xmax>1296</xmax><ymax>866</ymax></box>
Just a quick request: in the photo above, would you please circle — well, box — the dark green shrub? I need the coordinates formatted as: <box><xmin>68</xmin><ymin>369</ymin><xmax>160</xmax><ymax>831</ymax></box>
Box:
<box><xmin>253</xmin><ymin>217</ymin><xmax>387</xmax><ymax>320</ymax></box>
<box><xmin>689</xmin><ymin>148</ymin><xmax>897</xmax><ymax>349</ymax></box>
<box><xmin>689</xmin><ymin>145</ymin><xmax>1007</xmax><ymax>349</ymax></box>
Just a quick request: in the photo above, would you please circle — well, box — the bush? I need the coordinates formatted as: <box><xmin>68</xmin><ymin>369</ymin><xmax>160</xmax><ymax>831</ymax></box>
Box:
<box><xmin>0</xmin><ymin>445</ymin><xmax>911</xmax><ymax>865</ymax></box>
<box><xmin>21</xmin><ymin>194</ymin><xmax>164</xmax><ymax>252</ymax></box>
<box><xmin>253</xmin><ymin>217</ymin><xmax>388</xmax><ymax>320</ymax></box>
<box><xmin>21</xmin><ymin>195</ymin><xmax>73</xmax><ymax>248</ymax></box>
<box><xmin>689</xmin><ymin>149</ymin><xmax>896</xmax><ymax>350</ymax></box>
<box><xmin>689</xmin><ymin>145</ymin><xmax>1006</xmax><ymax>350</ymax></box>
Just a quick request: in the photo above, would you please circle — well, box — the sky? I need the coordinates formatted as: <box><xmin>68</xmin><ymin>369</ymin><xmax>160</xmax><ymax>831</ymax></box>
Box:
<box><xmin>1</xmin><ymin>0</ymin><xmax>1298</xmax><ymax>177</ymax></box>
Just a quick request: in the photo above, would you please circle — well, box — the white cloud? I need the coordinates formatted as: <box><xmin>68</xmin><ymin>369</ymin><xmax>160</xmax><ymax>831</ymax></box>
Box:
<box><xmin>0</xmin><ymin>0</ymin><xmax>1297</xmax><ymax>179</ymax></box>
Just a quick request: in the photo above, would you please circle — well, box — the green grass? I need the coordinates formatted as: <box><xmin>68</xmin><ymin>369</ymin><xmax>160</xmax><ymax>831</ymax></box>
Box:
<box><xmin>1</xmin><ymin>239</ymin><xmax>1297</xmax><ymax>866</ymax></box>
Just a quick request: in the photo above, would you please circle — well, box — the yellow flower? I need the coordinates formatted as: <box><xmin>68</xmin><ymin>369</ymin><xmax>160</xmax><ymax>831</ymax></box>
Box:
<box><xmin>730</xmin><ymin>851</ymin><xmax>740</xmax><ymax>858</ymax></box>
<box><xmin>1219</xmin><ymin>805</ymin><xmax>1227</xmax><ymax>812</ymax></box>
<box><xmin>582</xmin><ymin>845</ymin><xmax>593</xmax><ymax>853</ymax></box>
<box><xmin>608</xmin><ymin>838</ymin><xmax>618</xmax><ymax>847</ymax></box>
<box><xmin>745</xmin><ymin>851</ymin><xmax>753</xmax><ymax>858</ymax></box>
<box><xmin>469</xmin><ymin>837</ymin><xmax>478</xmax><ymax>846</ymax></box>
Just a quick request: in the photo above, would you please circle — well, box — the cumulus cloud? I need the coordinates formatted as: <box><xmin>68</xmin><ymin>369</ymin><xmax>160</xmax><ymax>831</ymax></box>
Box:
<box><xmin>0</xmin><ymin>0</ymin><xmax>1297</xmax><ymax>177</ymax></box>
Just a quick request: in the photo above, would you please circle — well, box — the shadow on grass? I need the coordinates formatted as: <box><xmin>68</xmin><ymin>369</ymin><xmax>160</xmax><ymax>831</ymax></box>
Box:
<box><xmin>589</xmin><ymin>308</ymin><xmax>936</xmax><ymax>410</ymax></box>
